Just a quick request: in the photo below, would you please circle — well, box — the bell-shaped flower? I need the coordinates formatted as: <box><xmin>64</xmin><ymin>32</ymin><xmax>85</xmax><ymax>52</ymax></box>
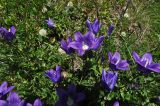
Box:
<box><xmin>86</xmin><ymin>18</ymin><xmax>101</xmax><ymax>34</ymax></box>
<box><xmin>60</xmin><ymin>37</ymin><xmax>74</xmax><ymax>54</ymax></box>
<box><xmin>69</xmin><ymin>31</ymin><xmax>104</xmax><ymax>56</ymax></box>
<box><xmin>102</xmin><ymin>70</ymin><xmax>118</xmax><ymax>91</ymax></box>
<box><xmin>45</xmin><ymin>66</ymin><xmax>61</xmax><ymax>83</ymax></box>
<box><xmin>45</xmin><ymin>18</ymin><xmax>55</xmax><ymax>28</ymax></box>
<box><xmin>55</xmin><ymin>84</ymin><xmax>85</xmax><ymax>106</ymax></box>
<box><xmin>5</xmin><ymin>92</ymin><xmax>25</xmax><ymax>106</ymax></box>
<box><xmin>132</xmin><ymin>51</ymin><xmax>160</xmax><ymax>73</ymax></box>
<box><xmin>26</xmin><ymin>99</ymin><xmax>42</xmax><ymax>106</ymax></box>
<box><xmin>0</xmin><ymin>81</ymin><xmax>14</xmax><ymax>98</ymax></box>
<box><xmin>108</xmin><ymin>52</ymin><xmax>129</xmax><ymax>71</ymax></box>
<box><xmin>107</xmin><ymin>25</ymin><xmax>114</xmax><ymax>35</ymax></box>
<box><xmin>0</xmin><ymin>26</ymin><xmax>16</xmax><ymax>41</ymax></box>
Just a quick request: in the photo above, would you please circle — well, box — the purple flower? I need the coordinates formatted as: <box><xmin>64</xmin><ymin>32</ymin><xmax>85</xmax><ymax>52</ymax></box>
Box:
<box><xmin>0</xmin><ymin>26</ymin><xmax>16</xmax><ymax>41</ymax></box>
<box><xmin>55</xmin><ymin>84</ymin><xmax>85</xmax><ymax>106</ymax></box>
<box><xmin>113</xmin><ymin>101</ymin><xmax>119</xmax><ymax>106</ymax></box>
<box><xmin>86</xmin><ymin>18</ymin><xmax>101</xmax><ymax>34</ymax></box>
<box><xmin>102</xmin><ymin>70</ymin><xmax>118</xmax><ymax>91</ymax></box>
<box><xmin>45</xmin><ymin>18</ymin><xmax>55</xmax><ymax>28</ymax></box>
<box><xmin>45</xmin><ymin>66</ymin><xmax>61</xmax><ymax>83</ymax></box>
<box><xmin>0</xmin><ymin>92</ymin><xmax>25</xmax><ymax>106</ymax></box>
<box><xmin>132</xmin><ymin>51</ymin><xmax>160</xmax><ymax>73</ymax></box>
<box><xmin>60</xmin><ymin>37</ymin><xmax>74</xmax><ymax>54</ymax></box>
<box><xmin>0</xmin><ymin>81</ymin><xmax>14</xmax><ymax>98</ymax></box>
<box><xmin>27</xmin><ymin>99</ymin><xmax>42</xmax><ymax>106</ymax></box>
<box><xmin>69</xmin><ymin>31</ymin><xmax>104</xmax><ymax>56</ymax></box>
<box><xmin>108</xmin><ymin>52</ymin><xmax>129</xmax><ymax>71</ymax></box>
<box><xmin>108</xmin><ymin>25</ymin><xmax>114</xmax><ymax>35</ymax></box>
<box><xmin>0</xmin><ymin>100</ymin><xmax>7</xmax><ymax>106</ymax></box>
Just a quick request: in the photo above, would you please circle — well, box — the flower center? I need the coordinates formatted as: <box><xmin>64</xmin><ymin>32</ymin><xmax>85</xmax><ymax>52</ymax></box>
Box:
<box><xmin>82</xmin><ymin>44</ymin><xmax>89</xmax><ymax>50</ymax></box>
<box><xmin>142</xmin><ymin>58</ymin><xmax>149</xmax><ymax>67</ymax></box>
<box><xmin>53</xmin><ymin>71</ymin><xmax>57</xmax><ymax>77</ymax></box>
<box><xmin>144</xmin><ymin>59</ymin><xmax>149</xmax><ymax>67</ymax></box>
<box><xmin>67</xmin><ymin>97</ymin><xmax>74</xmax><ymax>106</ymax></box>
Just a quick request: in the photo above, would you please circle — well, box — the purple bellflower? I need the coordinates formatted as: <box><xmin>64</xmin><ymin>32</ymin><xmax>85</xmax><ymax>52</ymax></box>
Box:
<box><xmin>0</xmin><ymin>81</ymin><xmax>14</xmax><ymax>98</ymax></box>
<box><xmin>60</xmin><ymin>37</ymin><xmax>74</xmax><ymax>54</ymax></box>
<box><xmin>0</xmin><ymin>92</ymin><xmax>25</xmax><ymax>106</ymax></box>
<box><xmin>108</xmin><ymin>25</ymin><xmax>114</xmax><ymax>35</ymax></box>
<box><xmin>132</xmin><ymin>51</ymin><xmax>160</xmax><ymax>73</ymax></box>
<box><xmin>113</xmin><ymin>101</ymin><xmax>119</xmax><ymax>106</ymax></box>
<box><xmin>102</xmin><ymin>70</ymin><xmax>118</xmax><ymax>91</ymax></box>
<box><xmin>45</xmin><ymin>18</ymin><xmax>55</xmax><ymax>28</ymax></box>
<box><xmin>0</xmin><ymin>26</ymin><xmax>16</xmax><ymax>41</ymax></box>
<box><xmin>45</xmin><ymin>66</ymin><xmax>61</xmax><ymax>83</ymax></box>
<box><xmin>108</xmin><ymin>52</ymin><xmax>129</xmax><ymax>71</ymax></box>
<box><xmin>27</xmin><ymin>99</ymin><xmax>42</xmax><ymax>106</ymax></box>
<box><xmin>55</xmin><ymin>84</ymin><xmax>85</xmax><ymax>106</ymax></box>
<box><xmin>69</xmin><ymin>31</ymin><xmax>104</xmax><ymax>56</ymax></box>
<box><xmin>86</xmin><ymin>18</ymin><xmax>101</xmax><ymax>34</ymax></box>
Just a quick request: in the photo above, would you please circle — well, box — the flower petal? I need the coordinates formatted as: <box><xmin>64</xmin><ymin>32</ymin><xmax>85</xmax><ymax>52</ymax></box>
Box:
<box><xmin>92</xmin><ymin>18</ymin><xmax>101</xmax><ymax>34</ymax></box>
<box><xmin>141</xmin><ymin>53</ymin><xmax>153</xmax><ymax>65</ymax></box>
<box><xmin>113</xmin><ymin>101</ymin><xmax>119</xmax><ymax>106</ymax></box>
<box><xmin>74</xmin><ymin>32</ymin><xmax>83</xmax><ymax>42</ymax></box>
<box><xmin>56</xmin><ymin>66</ymin><xmax>61</xmax><ymax>73</ymax></box>
<box><xmin>7</xmin><ymin>92</ymin><xmax>21</xmax><ymax>103</ymax></box>
<box><xmin>60</xmin><ymin>40</ymin><xmax>68</xmax><ymax>50</ymax></box>
<box><xmin>10</xmin><ymin>26</ymin><xmax>16</xmax><ymax>35</ymax></box>
<box><xmin>0</xmin><ymin>81</ymin><xmax>7</xmax><ymax>90</ymax></box>
<box><xmin>148</xmin><ymin>63</ymin><xmax>160</xmax><ymax>73</ymax></box>
<box><xmin>86</xmin><ymin>19</ymin><xmax>93</xmax><ymax>32</ymax></box>
<box><xmin>0</xmin><ymin>100</ymin><xmax>7</xmax><ymax>106</ymax></box>
<box><xmin>84</xmin><ymin>32</ymin><xmax>95</xmax><ymax>47</ymax></box>
<box><xmin>26</xmin><ymin>103</ymin><xmax>32</xmax><ymax>106</ymax></box>
<box><xmin>117</xmin><ymin>60</ymin><xmax>129</xmax><ymax>70</ymax></box>
<box><xmin>111</xmin><ymin>52</ymin><xmax>121</xmax><ymax>65</ymax></box>
<box><xmin>132</xmin><ymin>51</ymin><xmax>141</xmax><ymax>63</ymax></box>
<box><xmin>77</xmin><ymin>49</ymin><xmax>85</xmax><ymax>56</ymax></box>
<box><xmin>69</xmin><ymin>42</ymin><xmax>82</xmax><ymax>50</ymax></box>
<box><xmin>34</xmin><ymin>99</ymin><xmax>42</xmax><ymax>106</ymax></box>
<box><xmin>3</xmin><ymin>86</ymin><xmax>14</xmax><ymax>95</ymax></box>
<box><xmin>108</xmin><ymin>52</ymin><xmax>113</xmax><ymax>62</ymax></box>
<box><xmin>91</xmin><ymin>36</ymin><xmax>104</xmax><ymax>50</ymax></box>
<box><xmin>108</xmin><ymin>25</ymin><xmax>114</xmax><ymax>35</ymax></box>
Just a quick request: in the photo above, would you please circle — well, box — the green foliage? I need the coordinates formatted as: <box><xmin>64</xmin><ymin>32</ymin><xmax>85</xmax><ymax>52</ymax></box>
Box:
<box><xmin>0</xmin><ymin>0</ymin><xmax>160</xmax><ymax>105</ymax></box>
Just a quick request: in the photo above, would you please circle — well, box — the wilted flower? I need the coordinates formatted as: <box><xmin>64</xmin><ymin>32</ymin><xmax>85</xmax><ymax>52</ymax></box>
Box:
<box><xmin>86</xmin><ymin>18</ymin><xmax>101</xmax><ymax>34</ymax></box>
<box><xmin>69</xmin><ymin>31</ymin><xmax>104</xmax><ymax>56</ymax></box>
<box><xmin>0</xmin><ymin>81</ymin><xmax>14</xmax><ymax>98</ymax></box>
<box><xmin>113</xmin><ymin>101</ymin><xmax>119</xmax><ymax>106</ymax></box>
<box><xmin>0</xmin><ymin>92</ymin><xmax>25</xmax><ymax>106</ymax></box>
<box><xmin>0</xmin><ymin>26</ymin><xmax>16</xmax><ymax>41</ymax></box>
<box><xmin>124</xmin><ymin>13</ymin><xmax>129</xmax><ymax>18</ymax></box>
<box><xmin>108</xmin><ymin>52</ymin><xmax>129</xmax><ymax>71</ymax></box>
<box><xmin>67</xmin><ymin>1</ymin><xmax>73</xmax><ymax>7</ymax></box>
<box><xmin>42</xmin><ymin>6</ymin><xmax>47</xmax><ymax>13</ymax></box>
<box><xmin>108</xmin><ymin>25</ymin><xmax>114</xmax><ymax>35</ymax></box>
<box><xmin>121</xmin><ymin>32</ymin><xmax>126</xmax><ymax>37</ymax></box>
<box><xmin>55</xmin><ymin>84</ymin><xmax>85</xmax><ymax>106</ymax></box>
<box><xmin>27</xmin><ymin>99</ymin><xmax>42</xmax><ymax>106</ymax></box>
<box><xmin>45</xmin><ymin>66</ymin><xmax>61</xmax><ymax>83</ymax></box>
<box><xmin>102</xmin><ymin>70</ymin><xmax>118</xmax><ymax>91</ymax></box>
<box><xmin>132</xmin><ymin>51</ymin><xmax>160</xmax><ymax>73</ymax></box>
<box><xmin>39</xmin><ymin>29</ymin><xmax>47</xmax><ymax>36</ymax></box>
<box><xmin>45</xmin><ymin>18</ymin><xmax>55</xmax><ymax>28</ymax></box>
<box><xmin>58</xmin><ymin>48</ymin><xmax>66</xmax><ymax>54</ymax></box>
<box><xmin>60</xmin><ymin>37</ymin><xmax>74</xmax><ymax>54</ymax></box>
